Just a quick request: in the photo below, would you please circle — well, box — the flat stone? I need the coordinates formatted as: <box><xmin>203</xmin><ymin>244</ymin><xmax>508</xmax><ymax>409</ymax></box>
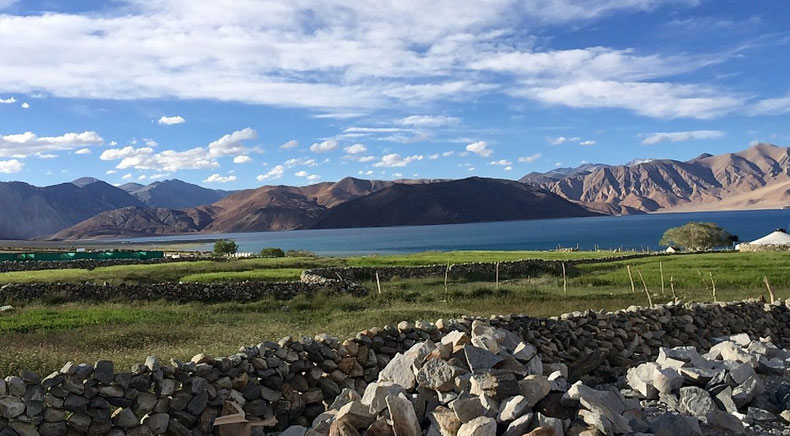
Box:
<box><xmin>730</xmin><ymin>362</ymin><xmax>757</xmax><ymax>385</ymax></box>
<box><xmin>0</xmin><ymin>397</ymin><xmax>25</xmax><ymax>418</ymax></box>
<box><xmin>746</xmin><ymin>407</ymin><xmax>777</xmax><ymax>422</ymax></box>
<box><xmin>457</xmin><ymin>416</ymin><xmax>496</xmax><ymax>436</ymax></box>
<box><xmin>714</xmin><ymin>386</ymin><xmax>739</xmax><ymax>415</ymax></box>
<box><xmin>732</xmin><ymin>375</ymin><xmax>762</xmax><ymax>408</ymax></box>
<box><xmin>451</xmin><ymin>397</ymin><xmax>487</xmax><ymax>423</ymax></box>
<box><xmin>464</xmin><ymin>345</ymin><xmax>504</xmax><ymax>373</ymax></box>
<box><xmin>513</xmin><ymin>342</ymin><xmax>537</xmax><ymax>363</ymax></box>
<box><xmin>387</xmin><ymin>394</ymin><xmax>421</xmax><ymax>436</ymax></box>
<box><xmin>335</xmin><ymin>401</ymin><xmax>376</xmax><ymax>429</ymax></box>
<box><xmin>112</xmin><ymin>407</ymin><xmax>139</xmax><ymax>428</ymax></box>
<box><xmin>502</xmin><ymin>413</ymin><xmax>535</xmax><ymax>436</ymax></box>
<box><xmin>362</xmin><ymin>382</ymin><xmax>406</xmax><ymax>414</ymax></box>
<box><xmin>518</xmin><ymin>376</ymin><xmax>550</xmax><ymax>407</ymax></box>
<box><xmin>329</xmin><ymin>420</ymin><xmax>361</xmax><ymax>436</ymax></box>
<box><xmin>281</xmin><ymin>426</ymin><xmax>309</xmax><ymax>436</ymax></box>
<box><xmin>497</xmin><ymin>395</ymin><xmax>529</xmax><ymax>422</ymax></box>
<box><xmin>471</xmin><ymin>373</ymin><xmax>519</xmax><ymax>400</ymax></box>
<box><xmin>366</xmin><ymin>417</ymin><xmax>393</xmax><ymax>436</ymax></box>
<box><xmin>524</xmin><ymin>427</ymin><xmax>556</xmax><ymax>436</ymax></box>
<box><xmin>378</xmin><ymin>353</ymin><xmax>417</xmax><ymax>390</ymax></box>
<box><xmin>707</xmin><ymin>409</ymin><xmax>744</xmax><ymax>434</ymax></box>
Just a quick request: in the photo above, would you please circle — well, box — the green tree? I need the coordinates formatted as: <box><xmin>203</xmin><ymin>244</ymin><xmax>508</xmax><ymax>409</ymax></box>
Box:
<box><xmin>659</xmin><ymin>222</ymin><xmax>733</xmax><ymax>251</ymax></box>
<box><xmin>213</xmin><ymin>239</ymin><xmax>238</xmax><ymax>256</ymax></box>
<box><xmin>259</xmin><ymin>247</ymin><xmax>285</xmax><ymax>258</ymax></box>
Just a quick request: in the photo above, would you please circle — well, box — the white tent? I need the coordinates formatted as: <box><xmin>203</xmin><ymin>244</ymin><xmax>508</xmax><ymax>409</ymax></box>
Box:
<box><xmin>748</xmin><ymin>230</ymin><xmax>790</xmax><ymax>245</ymax></box>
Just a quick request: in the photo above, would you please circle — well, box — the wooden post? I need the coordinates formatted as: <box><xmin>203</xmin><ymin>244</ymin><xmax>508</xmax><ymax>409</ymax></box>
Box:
<box><xmin>561</xmin><ymin>262</ymin><xmax>567</xmax><ymax>297</ymax></box>
<box><xmin>375</xmin><ymin>272</ymin><xmax>381</xmax><ymax>294</ymax></box>
<box><xmin>637</xmin><ymin>268</ymin><xmax>653</xmax><ymax>308</ymax></box>
<box><xmin>709</xmin><ymin>271</ymin><xmax>716</xmax><ymax>302</ymax></box>
<box><xmin>763</xmin><ymin>276</ymin><xmax>775</xmax><ymax>304</ymax></box>
<box><xmin>495</xmin><ymin>262</ymin><xmax>500</xmax><ymax>289</ymax></box>
<box><xmin>627</xmin><ymin>265</ymin><xmax>636</xmax><ymax>294</ymax></box>
<box><xmin>659</xmin><ymin>261</ymin><xmax>665</xmax><ymax>296</ymax></box>
<box><xmin>444</xmin><ymin>262</ymin><xmax>450</xmax><ymax>295</ymax></box>
<box><xmin>670</xmin><ymin>275</ymin><xmax>677</xmax><ymax>302</ymax></box>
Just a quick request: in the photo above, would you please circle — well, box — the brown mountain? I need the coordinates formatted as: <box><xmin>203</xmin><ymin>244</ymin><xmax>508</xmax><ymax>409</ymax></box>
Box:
<box><xmin>309</xmin><ymin>177</ymin><xmax>599</xmax><ymax>229</ymax></box>
<box><xmin>51</xmin><ymin>177</ymin><xmax>413</xmax><ymax>239</ymax></box>
<box><xmin>526</xmin><ymin>143</ymin><xmax>790</xmax><ymax>213</ymax></box>
<box><xmin>0</xmin><ymin>180</ymin><xmax>144</xmax><ymax>239</ymax></box>
<box><xmin>119</xmin><ymin>179</ymin><xmax>233</xmax><ymax>209</ymax></box>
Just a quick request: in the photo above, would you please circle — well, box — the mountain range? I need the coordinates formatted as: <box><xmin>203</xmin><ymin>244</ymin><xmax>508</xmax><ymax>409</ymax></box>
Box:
<box><xmin>1</xmin><ymin>142</ymin><xmax>788</xmax><ymax>240</ymax></box>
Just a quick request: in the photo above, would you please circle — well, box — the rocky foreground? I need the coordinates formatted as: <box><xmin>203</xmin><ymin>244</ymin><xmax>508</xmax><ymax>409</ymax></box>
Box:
<box><xmin>282</xmin><ymin>323</ymin><xmax>790</xmax><ymax>436</ymax></box>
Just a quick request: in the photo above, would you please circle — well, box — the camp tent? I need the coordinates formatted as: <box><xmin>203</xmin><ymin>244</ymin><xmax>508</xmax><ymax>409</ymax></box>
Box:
<box><xmin>747</xmin><ymin>229</ymin><xmax>790</xmax><ymax>246</ymax></box>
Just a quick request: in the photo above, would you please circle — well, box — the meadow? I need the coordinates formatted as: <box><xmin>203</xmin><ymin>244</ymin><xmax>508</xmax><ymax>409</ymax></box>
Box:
<box><xmin>0</xmin><ymin>250</ymin><xmax>786</xmax><ymax>376</ymax></box>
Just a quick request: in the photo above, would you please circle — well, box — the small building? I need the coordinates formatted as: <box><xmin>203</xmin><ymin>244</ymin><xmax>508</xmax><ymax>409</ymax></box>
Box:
<box><xmin>665</xmin><ymin>246</ymin><xmax>679</xmax><ymax>253</ymax></box>
<box><xmin>737</xmin><ymin>229</ymin><xmax>790</xmax><ymax>252</ymax></box>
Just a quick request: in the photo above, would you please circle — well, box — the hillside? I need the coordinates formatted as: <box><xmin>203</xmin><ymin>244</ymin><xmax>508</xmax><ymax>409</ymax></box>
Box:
<box><xmin>524</xmin><ymin>143</ymin><xmax>790</xmax><ymax>213</ymax></box>
<box><xmin>119</xmin><ymin>179</ymin><xmax>232</xmax><ymax>209</ymax></box>
<box><xmin>309</xmin><ymin>177</ymin><xmax>599</xmax><ymax>229</ymax></box>
<box><xmin>0</xmin><ymin>180</ymin><xmax>144</xmax><ymax>239</ymax></box>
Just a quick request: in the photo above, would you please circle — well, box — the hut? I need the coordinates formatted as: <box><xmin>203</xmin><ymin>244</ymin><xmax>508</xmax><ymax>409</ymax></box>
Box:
<box><xmin>737</xmin><ymin>229</ymin><xmax>790</xmax><ymax>252</ymax></box>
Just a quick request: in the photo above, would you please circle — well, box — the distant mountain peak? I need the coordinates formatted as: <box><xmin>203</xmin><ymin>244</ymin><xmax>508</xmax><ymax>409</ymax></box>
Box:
<box><xmin>625</xmin><ymin>158</ymin><xmax>654</xmax><ymax>167</ymax></box>
<box><xmin>71</xmin><ymin>177</ymin><xmax>101</xmax><ymax>187</ymax></box>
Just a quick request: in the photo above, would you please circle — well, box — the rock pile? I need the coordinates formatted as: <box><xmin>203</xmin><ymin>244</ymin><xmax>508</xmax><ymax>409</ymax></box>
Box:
<box><xmin>626</xmin><ymin>333</ymin><xmax>790</xmax><ymax>435</ymax></box>
<box><xmin>282</xmin><ymin>320</ymin><xmax>662</xmax><ymax>436</ymax></box>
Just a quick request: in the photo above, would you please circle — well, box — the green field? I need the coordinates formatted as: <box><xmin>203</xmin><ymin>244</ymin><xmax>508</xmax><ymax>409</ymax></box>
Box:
<box><xmin>0</xmin><ymin>250</ymin><xmax>785</xmax><ymax>376</ymax></box>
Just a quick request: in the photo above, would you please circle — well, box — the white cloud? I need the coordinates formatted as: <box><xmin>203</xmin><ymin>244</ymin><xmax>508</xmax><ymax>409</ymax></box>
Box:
<box><xmin>310</xmin><ymin>139</ymin><xmax>338</xmax><ymax>153</ymax></box>
<box><xmin>138</xmin><ymin>175</ymin><xmax>147</xmax><ymax>180</ymax></box>
<box><xmin>36</xmin><ymin>153</ymin><xmax>57</xmax><ymax>159</ymax></box>
<box><xmin>121</xmin><ymin>173</ymin><xmax>132</xmax><ymax>180</ymax></box>
<box><xmin>99</xmin><ymin>128</ymin><xmax>256</xmax><ymax>172</ymax></box>
<box><xmin>428</xmin><ymin>154</ymin><xmax>439</xmax><ymax>159</ymax></box>
<box><xmin>0</xmin><ymin>131</ymin><xmax>103</xmax><ymax>157</ymax></box>
<box><xmin>0</xmin><ymin>159</ymin><xmax>22</xmax><ymax>173</ymax></box>
<box><xmin>392</xmin><ymin>172</ymin><xmax>403</xmax><ymax>177</ymax></box>
<box><xmin>344</xmin><ymin>127</ymin><xmax>404</xmax><ymax>134</ymax></box>
<box><xmin>106</xmin><ymin>170</ymin><xmax>117</xmax><ymax>174</ymax></box>
<box><xmin>157</xmin><ymin>115</ymin><xmax>185</xmax><ymax>125</ymax></box>
<box><xmin>579</xmin><ymin>140</ymin><xmax>596</xmax><ymax>146</ymax></box>
<box><xmin>518</xmin><ymin>153</ymin><xmax>542</xmax><ymax>163</ymax></box>
<box><xmin>398</xmin><ymin>115</ymin><xmax>460</xmax><ymax>127</ymax></box>
<box><xmin>284</xmin><ymin>157</ymin><xmax>317</xmax><ymax>167</ymax></box>
<box><xmin>343</xmin><ymin>143</ymin><xmax>367</xmax><ymax>154</ymax></box>
<box><xmin>466</xmin><ymin>141</ymin><xmax>493</xmax><ymax>157</ymax></box>
<box><xmin>256</xmin><ymin>165</ymin><xmax>284</xmax><ymax>182</ymax></box>
<box><xmin>442</xmin><ymin>151</ymin><xmax>455</xmax><ymax>157</ymax></box>
<box><xmin>504</xmin><ymin>166</ymin><xmax>512</xmax><ymax>171</ymax></box>
<box><xmin>490</xmin><ymin>159</ymin><xmax>512</xmax><ymax>166</ymax></box>
<box><xmin>294</xmin><ymin>170</ymin><xmax>308</xmax><ymax>177</ymax></box>
<box><xmin>280</xmin><ymin>139</ymin><xmax>298</xmax><ymax>150</ymax></box>
<box><xmin>549</xmin><ymin>136</ymin><xmax>581</xmax><ymax>145</ymax></box>
<box><xmin>75</xmin><ymin>148</ymin><xmax>92</xmax><ymax>155</ymax></box>
<box><xmin>204</xmin><ymin>173</ymin><xmax>237</xmax><ymax>183</ymax></box>
<box><xmin>306</xmin><ymin>174</ymin><xmax>320</xmax><ymax>181</ymax></box>
<box><xmin>233</xmin><ymin>155</ymin><xmax>251</xmax><ymax>164</ymax></box>
<box><xmin>373</xmin><ymin>154</ymin><xmax>424</xmax><ymax>168</ymax></box>
<box><xmin>358</xmin><ymin>155</ymin><xmax>376</xmax><ymax>163</ymax></box>
<box><xmin>0</xmin><ymin>97</ymin><xmax>15</xmax><ymax>104</ymax></box>
<box><xmin>20</xmin><ymin>102</ymin><xmax>29</xmax><ymax>109</ymax></box>
<box><xmin>749</xmin><ymin>95</ymin><xmax>790</xmax><ymax>116</ymax></box>
<box><xmin>641</xmin><ymin>130</ymin><xmax>724</xmax><ymax>145</ymax></box>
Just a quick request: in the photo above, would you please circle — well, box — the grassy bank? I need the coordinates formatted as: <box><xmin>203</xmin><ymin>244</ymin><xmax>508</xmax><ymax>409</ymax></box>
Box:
<box><xmin>0</xmin><ymin>250</ymin><xmax>786</xmax><ymax>376</ymax></box>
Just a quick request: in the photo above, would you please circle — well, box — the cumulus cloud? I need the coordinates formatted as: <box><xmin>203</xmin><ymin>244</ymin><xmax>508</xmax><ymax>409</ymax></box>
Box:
<box><xmin>518</xmin><ymin>153</ymin><xmax>542</xmax><ymax>163</ymax></box>
<box><xmin>284</xmin><ymin>157</ymin><xmax>317</xmax><ymax>167</ymax></box>
<box><xmin>158</xmin><ymin>115</ymin><xmax>185</xmax><ymax>125</ymax></box>
<box><xmin>373</xmin><ymin>154</ymin><xmax>424</xmax><ymax>168</ymax></box>
<box><xmin>466</xmin><ymin>141</ymin><xmax>493</xmax><ymax>157</ymax></box>
<box><xmin>310</xmin><ymin>139</ymin><xmax>338</xmax><ymax>153</ymax></box>
<box><xmin>36</xmin><ymin>153</ymin><xmax>57</xmax><ymax>159</ymax></box>
<box><xmin>203</xmin><ymin>173</ymin><xmax>237</xmax><ymax>183</ymax></box>
<box><xmin>0</xmin><ymin>131</ymin><xmax>103</xmax><ymax>158</ymax></box>
<box><xmin>233</xmin><ymin>155</ymin><xmax>251</xmax><ymax>164</ymax></box>
<box><xmin>579</xmin><ymin>140</ymin><xmax>596</xmax><ymax>146</ymax></box>
<box><xmin>280</xmin><ymin>139</ymin><xmax>298</xmax><ymax>150</ymax></box>
<box><xmin>358</xmin><ymin>156</ymin><xmax>375</xmax><ymax>163</ymax></box>
<box><xmin>100</xmin><ymin>128</ymin><xmax>256</xmax><ymax>172</ymax></box>
<box><xmin>641</xmin><ymin>130</ymin><xmax>724</xmax><ymax>145</ymax></box>
<box><xmin>0</xmin><ymin>97</ymin><xmax>16</xmax><ymax>104</ymax></box>
<box><xmin>75</xmin><ymin>148</ymin><xmax>92</xmax><ymax>155</ymax></box>
<box><xmin>256</xmin><ymin>165</ymin><xmax>284</xmax><ymax>181</ymax></box>
<box><xmin>20</xmin><ymin>102</ymin><xmax>29</xmax><ymax>109</ymax></box>
<box><xmin>0</xmin><ymin>159</ymin><xmax>22</xmax><ymax>173</ymax></box>
<box><xmin>549</xmin><ymin>136</ymin><xmax>581</xmax><ymax>145</ymax></box>
<box><xmin>490</xmin><ymin>159</ymin><xmax>512</xmax><ymax>166</ymax></box>
<box><xmin>343</xmin><ymin>144</ymin><xmax>367</xmax><ymax>154</ymax></box>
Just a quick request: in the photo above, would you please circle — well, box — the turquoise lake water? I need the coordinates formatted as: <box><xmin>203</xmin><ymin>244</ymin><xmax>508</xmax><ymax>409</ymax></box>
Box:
<box><xmin>113</xmin><ymin>209</ymin><xmax>790</xmax><ymax>255</ymax></box>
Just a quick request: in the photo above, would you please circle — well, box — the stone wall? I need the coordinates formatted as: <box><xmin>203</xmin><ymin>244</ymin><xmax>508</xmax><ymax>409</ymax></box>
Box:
<box><xmin>1</xmin><ymin>298</ymin><xmax>788</xmax><ymax>435</ymax></box>
<box><xmin>0</xmin><ymin>258</ymin><xmax>203</xmax><ymax>274</ymax></box>
<box><xmin>0</xmin><ymin>280</ymin><xmax>367</xmax><ymax>304</ymax></box>
<box><xmin>738</xmin><ymin>243</ymin><xmax>790</xmax><ymax>252</ymax></box>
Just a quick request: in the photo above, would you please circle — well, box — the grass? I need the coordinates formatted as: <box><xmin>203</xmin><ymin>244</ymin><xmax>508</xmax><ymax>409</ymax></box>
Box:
<box><xmin>0</xmin><ymin>250</ymin><xmax>787</xmax><ymax>376</ymax></box>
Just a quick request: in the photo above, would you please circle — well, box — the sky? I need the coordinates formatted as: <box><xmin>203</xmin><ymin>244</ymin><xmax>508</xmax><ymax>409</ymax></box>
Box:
<box><xmin>1</xmin><ymin>0</ymin><xmax>789</xmax><ymax>189</ymax></box>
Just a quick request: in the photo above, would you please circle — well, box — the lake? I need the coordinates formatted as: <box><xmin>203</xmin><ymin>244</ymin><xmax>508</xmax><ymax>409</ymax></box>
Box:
<box><xmin>112</xmin><ymin>209</ymin><xmax>790</xmax><ymax>255</ymax></box>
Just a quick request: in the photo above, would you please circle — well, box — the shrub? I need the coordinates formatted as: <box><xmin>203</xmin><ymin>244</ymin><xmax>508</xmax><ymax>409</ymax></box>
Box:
<box><xmin>285</xmin><ymin>249</ymin><xmax>317</xmax><ymax>258</ymax></box>
<box><xmin>659</xmin><ymin>222</ymin><xmax>733</xmax><ymax>251</ymax></box>
<box><xmin>259</xmin><ymin>247</ymin><xmax>285</xmax><ymax>258</ymax></box>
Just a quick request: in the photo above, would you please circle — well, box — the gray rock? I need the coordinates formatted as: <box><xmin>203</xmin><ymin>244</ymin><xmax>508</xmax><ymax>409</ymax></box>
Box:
<box><xmin>0</xmin><ymin>397</ymin><xmax>25</xmax><ymax>418</ymax></box>
<box><xmin>387</xmin><ymin>394</ymin><xmax>422</xmax><ymax>436</ymax></box>
<box><xmin>513</xmin><ymin>342</ymin><xmax>537</xmax><ymax>363</ymax></box>
<box><xmin>678</xmin><ymin>386</ymin><xmax>716</xmax><ymax>419</ymax></box>
<box><xmin>746</xmin><ymin>407</ymin><xmax>777</xmax><ymax>423</ymax></box>
<box><xmin>451</xmin><ymin>397</ymin><xmax>487</xmax><ymax>423</ymax></box>
<box><xmin>456</xmin><ymin>416</ymin><xmax>496</xmax><ymax>436</ymax></box>
<box><xmin>470</xmin><ymin>373</ymin><xmax>519</xmax><ymax>400</ymax></box>
<box><xmin>282</xmin><ymin>426</ymin><xmax>309</xmax><ymax>436</ymax></box>
<box><xmin>112</xmin><ymin>407</ymin><xmax>139</xmax><ymax>428</ymax></box>
<box><xmin>142</xmin><ymin>412</ymin><xmax>170</xmax><ymax>434</ymax></box>
<box><xmin>497</xmin><ymin>395</ymin><xmax>529</xmax><ymax>422</ymax></box>
<box><xmin>335</xmin><ymin>401</ymin><xmax>376</xmax><ymax>429</ymax></box>
<box><xmin>430</xmin><ymin>406</ymin><xmax>462</xmax><ymax>436</ymax></box>
<box><xmin>417</xmin><ymin>359</ymin><xmax>456</xmax><ymax>391</ymax></box>
<box><xmin>732</xmin><ymin>376</ymin><xmax>762</xmax><ymax>408</ymax></box>
<box><xmin>502</xmin><ymin>413</ymin><xmax>534</xmax><ymax>436</ymax></box>
<box><xmin>362</xmin><ymin>382</ymin><xmax>405</xmax><ymax>414</ymax></box>
<box><xmin>706</xmin><ymin>409</ymin><xmax>744</xmax><ymax>434</ymax></box>
<box><xmin>464</xmin><ymin>345</ymin><xmax>504</xmax><ymax>373</ymax></box>
<box><xmin>518</xmin><ymin>376</ymin><xmax>550</xmax><ymax>407</ymax></box>
<box><xmin>649</xmin><ymin>412</ymin><xmax>701</xmax><ymax>436</ymax></box>
<box><xmin>8</xmin><ymin>422</ymin><xmax>39</xmax><ymax>436</ymax></box>
<box><xmin>378</xmin><ymin>353</ymin><xmax>417</xmax><ymax>390</ymax></box>
<box><xmin>713</xmin><ymin>386</ymin><xmax>738</xmax><ymax>415</ymax></box>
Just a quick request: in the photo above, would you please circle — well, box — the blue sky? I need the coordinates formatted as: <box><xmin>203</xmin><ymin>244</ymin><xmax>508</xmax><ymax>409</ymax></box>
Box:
<box><xmin>1</xmin><ymin>0</ymin><xmax>789</xmax><ymax>188</ymax></box>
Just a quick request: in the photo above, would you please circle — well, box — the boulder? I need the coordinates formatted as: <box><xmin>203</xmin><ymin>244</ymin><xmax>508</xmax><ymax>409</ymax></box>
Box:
<box><xmin>387</xmin><ymin>394</ymin><xmax>422</xmax><ymax>436</ymax></box>
<box><xmin>518</xmin><ymin>376</ymin><xmax>550</xmax><ymax>407</ymax></box>
<box><xmin>457</xmin><ymin>416</ymin><xmax>496</xmax><ymax>436</ymax></box>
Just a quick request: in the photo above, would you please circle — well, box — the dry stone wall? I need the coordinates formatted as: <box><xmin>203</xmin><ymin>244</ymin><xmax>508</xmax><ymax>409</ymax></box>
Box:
<box><xmin>1</xmin><ymin>299</ymin><xmax>788</xmax><ymax>435</ymax></box>
<box><xmin>0</xmin><ymin>258</ymin><xmax>201</xmax><ymax>274</ymax></box>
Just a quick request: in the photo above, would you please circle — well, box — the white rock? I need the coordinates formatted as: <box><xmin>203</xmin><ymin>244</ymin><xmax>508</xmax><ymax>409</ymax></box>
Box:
<box><xmin>457</xmin><ymin>416</ymin><xmax>496</xmax><ymax>436</ymax></box>
<box><xmin>387</xmin><ymin>394</ymin><xmax>422</xmax><ymax>436</ymax></box>
<box><xmin>362</xmin><ymin>382</ymin><xmax>406</xmax><ymax>414</ymax></box>
<box><xmin>378</xmin><ymin>353</ymin><xmax>417</xmax><ymax>390</ymax></box>
<box><xmin>497</xmin><ymin>395</ymin><xmax>529</xmax><ymax>422</ymax></box>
